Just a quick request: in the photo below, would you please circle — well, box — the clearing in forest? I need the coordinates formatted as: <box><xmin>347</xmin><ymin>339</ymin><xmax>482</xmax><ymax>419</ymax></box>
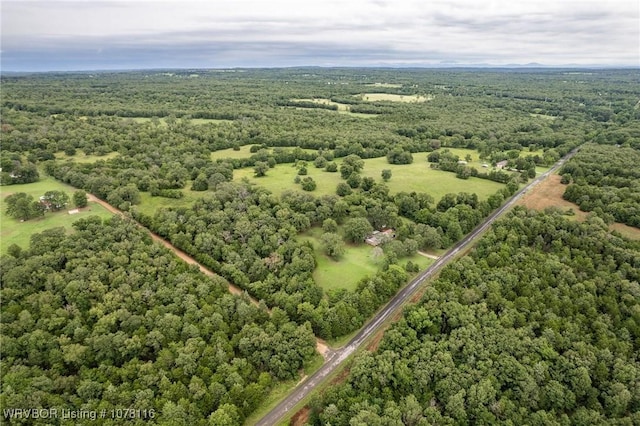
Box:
<box><xmin>234</xmin><ymin>155</ymin><xmax>505</xmax><ymax>201</ymax></box>
<box><xmin>298</xmin><ymin>227</ymin><xmax>433</xmax><ymax>292</ymax></box>
<box><xmin>0</xmin><ymin>177</ymin><xmax>114</xmax><ymax>253</ymax></box>
<box><xmin>517</xmin><ymin>174</ymin><xmax>640</xmax><ymax>240</ymax></box>
<box><xmin>358</xmin><ymin>93</ymin><xmax>432</xmax><ymax>102</ymax></box>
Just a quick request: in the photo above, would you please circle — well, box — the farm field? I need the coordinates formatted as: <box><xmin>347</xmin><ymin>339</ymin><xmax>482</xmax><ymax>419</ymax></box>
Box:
<box><xmin>234</xmin><ymin>155</ymin><xmax>505</xmax><ymax>201</ymax></box>
<box><xmin>0</xmin><ymin>177</ymin><xmax>114</xmax><ymax>253</ymax></box>
<box><xmin>358</xmin><ymin>93</ymin><xmax>432</xmax><ymax>102</ymax></box>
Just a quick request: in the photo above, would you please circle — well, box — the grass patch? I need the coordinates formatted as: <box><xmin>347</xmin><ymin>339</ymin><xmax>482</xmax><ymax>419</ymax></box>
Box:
<box><xmin>55</xmin><ymin>150</ymin><xmax>119</xmax><ymax>163</ymax></box>
<box><xmin>610</xmin><ymin>223</ymin><xmax>640</xmax><ymax>240</ymax></box>
<box><xmin>529</xmin><ymin>113</ymin><xmax>556</xmax><ymax>120</ymax></box>
<box><xmin>358</xmin><ymin>93</ymin><xmax>432</xmax><ymax>102</ymax></box>
<box><xmin>360</xmin><ymin>156</ymin><xmax>505</xmax><ymax>201</ymax></box>
<box><xmin>366</xmin><ymin>83</ymin><xmax>403</xmax><ymax>88</ymax></box>
<box><xmin>298</xmin><ymin>227</ymin><xmax>381</xmax><ymax>293</ymax></box>
<box><xmin>289</xmin><ymin>99</ymin><xmax>378</xmax><ymax>118</ymax></box>
<box><xmin>298</xmin><ymin>227</ymin><xmax>435</xmax><ymax>293</ymax></box>
<box><xmin>211</xmin><ymin>146</ymin><xmax>321</xmax><ymax>162</ymax></box>
<box><xmin>234</xmin><ymin>156</ymin><xmax>505</xmax><ymax>202</ymax></box>
<box><xmin>135</xmin><ymin>186</ymin><xmax>205</xmax><ymax>217</ymax></box>
<box><xmin>235</xmin><ymin>163</ymin><xmax>344</xmax><ymax>197</ymax></box>
<box><xmin>0</xmin><ymin>177</ymin><xmax>114</xmax><ymax>253</ymax></box>
<box><xmin>292</xmin><ymin>98</ymin><xmax>349</xmax><ymax>111</ymax></box>
<box><xmin>211</xmin><ymin>145</ymin><xmax>260</xmax><ymax>161</ymax></box>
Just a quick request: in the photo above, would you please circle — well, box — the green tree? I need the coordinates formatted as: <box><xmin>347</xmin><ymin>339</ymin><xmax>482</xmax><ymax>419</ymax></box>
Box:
<box><xmin>336</xmin><ymin>182</ymin><xmax>352</xmax><ymax>197</ymax></box>
<box><xmin>254</xmin><ymin>161</ymin><xmax>269</xmax><ymax>177</ymax></box>
<box><xmin>191</xmin><ymin>173</ymin><xmax>209</xmax><ymax>191</ymax></box>
<box><xmin>382</xmin><ymin>169</ymin><xmax>392</xmax><ymax>181</ymax></box>
<box><xmin>325</xmin><ymin>162</ymin><xmax>338</xmax><ymax>173</ymax></box>
<box><xmin>320</xmin><ymin>232</ymin><xmax>345</xmax><ymax>259</ymax></box>
<box><xmin>73</xmin><ymin>190</ymin><xmax>88</xmax><ymax>208</ymax></box>
<box><xmin>42</xmin><ymin>190</ymin><xmax>69</xmax><ymax>211</ymax></box>
<box><xmin>301</xmin><ymin>177</ymin><xmax>316</xmax><ymax>191</ymax></box>
<box><xmin>344</xmin><ymin>217</ymin><xmax>374</xmax><ymax>243</ymax></box>
<box><xmin>5</xmin><ymin>192</ymin><xmax>44</xmax><ymax>220</ymax></box>
<box><xmin>322</xmin><ymin>218</ymin><xmax>338</xmax><ymax>233</ymax></box>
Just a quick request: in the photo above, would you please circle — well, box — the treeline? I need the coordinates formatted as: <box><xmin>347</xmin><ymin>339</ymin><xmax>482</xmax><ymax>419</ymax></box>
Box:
<box><xmin>560</xmin><ymin>143</ymin><xmax>640</xmax><ymax>227</ymax></box>
<box><xmin>0</xmin><ymin>216</ymin><xmax>316</xmax><ymax>425</ymax></box>
<box><xmin>0</xmin><ymin>152</ymin><xmax>39</xmax><ymax>185</ymax></box>
<box><xmin>308</xmin><ymin>209</ymin><xmax>640</xmax><ymax>424</ymax></box>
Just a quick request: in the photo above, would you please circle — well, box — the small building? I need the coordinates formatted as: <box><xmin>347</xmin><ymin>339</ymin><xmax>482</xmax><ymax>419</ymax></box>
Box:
<box><xmin>457</xmin><ymin>160</ymin><xmax>467</xmax><ymax>165</ymax></box>
<box><xmin>496</xmin><ymin>160</ymin><xmax>508</xmax><ymax>169</ymax></box>
<box><xmin>365</xmin><ymin>229</ymin><xmax>396</xmax><ymax>246</ymax></box>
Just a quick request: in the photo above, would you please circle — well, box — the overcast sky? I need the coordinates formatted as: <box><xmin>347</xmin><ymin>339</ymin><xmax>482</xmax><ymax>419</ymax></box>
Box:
<box><xmin>2</xmin><ymin>0</ymin><xmax>639</xmax><ymax>71</ymax></box>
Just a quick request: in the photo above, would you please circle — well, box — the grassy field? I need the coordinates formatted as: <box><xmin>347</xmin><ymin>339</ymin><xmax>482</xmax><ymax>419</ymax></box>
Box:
<box><xmin>55</xmin><ymin>150</ymin><xmax>119</xmax><ymax>163</ymax></box>
<box><xmin>288</xmin><ymin>99</ymin><xmax>378</xmax><ymax>118</ymax></box>
<box><xmin>0</xmin><ymin>177</ymin><xmax>114</xmax><ymax>253</ymax></box>
<box><xmin>234</xmin><ymin>156</ymin><xmax>505</xmax><ymax>201</ymax></box>
<box><xmin>358</xmin><ymin>93</ymin><xmax>432</xmax><ymax>102</ymax></box>
<box><xmin>292</xmin><ymin>98</ymin><xmax>350</xmax><ymax>111</ymax></box>
<box><xmin>135</xmin><ymin>187</ymin><xmax>205</xmax><ymax>216</ymax></box>
<box><xmin>365</xmin><ymin>83</ymin><xmax>403</xmax><ymax>88</ymax></box>
<box><xmin>211</xmin><ymin>146</ymin><xmax>320</xmax><ymax>161</ymax></box>
<box><xmin>298</xmin><ymin>227</ymin><xmax>434</xmax><ymax>292</ymax></box>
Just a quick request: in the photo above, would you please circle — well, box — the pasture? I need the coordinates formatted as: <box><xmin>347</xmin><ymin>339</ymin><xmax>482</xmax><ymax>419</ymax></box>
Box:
<box><xmin>358</xmin><ymin>93</ymin><xmax>432</xmax><ymax>102</ymax></box>
<box><xmin>288</xmin><ymin>98</ymin><xmax>378</xmax><ymax>118</ymax></box>
<box><xmin>0</xmin><ymin>177</ymin><xmax>114</xmax><ymax>253</ymax></box>
<box><xmin>233</xmin><ymin>155</ymin><xmax>505</xmax><ymax>201</ymax></box>
<box><xmin>55</xmin><ymin>150</ymin><xmax>119</xmax><ymax>163</ymax></box>
<box><xmin>298</xmin><ymin>227</ymin><xmax>434</xmax><ymax>292</ymax></box>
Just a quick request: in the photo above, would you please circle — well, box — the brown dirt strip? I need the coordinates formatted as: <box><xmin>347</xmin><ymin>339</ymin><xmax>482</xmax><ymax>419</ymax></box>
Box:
<box><xmin>517</xmin><ymin>174</ymin><xmax>587</xmax><ymax>220</ymax></box>
<box><xmin>86</xmin><ymin>194</ymin><xmax>334</xmax><ymax>356</ymax></box>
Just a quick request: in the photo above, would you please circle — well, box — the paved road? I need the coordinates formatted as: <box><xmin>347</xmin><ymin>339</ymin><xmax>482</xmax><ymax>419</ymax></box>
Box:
<box><xmin>255</xmin><ymin>149</ymin><xmax>578</xmax><ymax>426</ymax></box>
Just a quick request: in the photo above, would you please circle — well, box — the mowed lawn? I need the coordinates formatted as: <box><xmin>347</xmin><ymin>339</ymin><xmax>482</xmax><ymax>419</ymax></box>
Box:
<box><xmin>299</xmin><ymin>227</ymin><xmax>434</xmax><ymax>292</ymax></box>
<box><xmin>234</xmin><ymin>155</ymin><xmax>505</xmax><ymax>202</ymax></box>
<box><xmin>0</xmin><ymin>177</ymin><xmax>114</xmax><ymax>253</ymax></box>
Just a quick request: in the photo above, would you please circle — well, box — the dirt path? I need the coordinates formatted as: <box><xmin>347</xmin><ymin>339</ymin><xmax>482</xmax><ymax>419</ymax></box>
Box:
<box><xmin>87</xmin><ymin>194</ymin><xmax>333</xmax><ymax>357</ymax></box>
<box><xmin>86</xmin><ymin>194</ymin><xmax>253</xmax><ymax>301</ymax></box>
<box><xmin>417</xmin><ymin>251</ymin><xmax>440</xmax><ymax>260</ymax></box>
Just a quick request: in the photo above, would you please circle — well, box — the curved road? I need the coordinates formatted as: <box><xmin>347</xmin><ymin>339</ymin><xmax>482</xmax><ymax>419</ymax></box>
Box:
<box><xmin>256</xmin><ymin>149</ymin><xmax>578</xmax><ymax>426</ymax></box>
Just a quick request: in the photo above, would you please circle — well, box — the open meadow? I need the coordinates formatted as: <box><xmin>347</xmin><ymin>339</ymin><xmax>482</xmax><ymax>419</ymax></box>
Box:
<box><xmin>233</xmin><ymin>154</ymin><xmax>505</xmax><ymax>201</ymax></box>
<box><xmin>0</xmin><ymin>177</ymin><xmax>114</xmax><ymax>253</ymax></box>
<box><xmin>298</xmin><ymin>227</ymin><xmax>434</xmax><ymax>293</ymax></box>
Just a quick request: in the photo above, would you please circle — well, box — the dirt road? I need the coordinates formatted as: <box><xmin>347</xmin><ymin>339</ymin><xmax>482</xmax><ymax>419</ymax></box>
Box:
<box><xmin>86</xmin><ymin>194</ymin><xmax>332</xmax><ymax>357</ymax></box>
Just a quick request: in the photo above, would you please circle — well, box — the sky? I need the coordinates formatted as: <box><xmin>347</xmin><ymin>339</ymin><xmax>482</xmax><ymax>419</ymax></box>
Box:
<box><xmin>2</xmin><ymin>0</ymin><xmax>639</xmax><ymax>71</ymax></box>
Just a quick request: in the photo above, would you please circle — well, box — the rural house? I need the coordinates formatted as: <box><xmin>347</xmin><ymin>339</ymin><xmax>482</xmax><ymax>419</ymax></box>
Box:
<box><xmin>365</xmin><ymin>229</ymin><xmax>396</xmax><ymax>246</ymax></box>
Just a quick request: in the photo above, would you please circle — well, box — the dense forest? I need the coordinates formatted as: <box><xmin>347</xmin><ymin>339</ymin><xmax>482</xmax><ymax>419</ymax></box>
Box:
<box><xmin>0</xmin><ymin>216</ymin><xmax>316</xmax><ymax>425</ymax></box>
<box><xmin>3</xmin><ymin>68</ymin><xmax>638</xmax><ymax>202</ymax></box>
<box><xmin>2</xmin><ymin>68</ymin><xmax>639</xmax><ymax>424</ymax></box>
<box><xmin>308</xmin><ymin>208</ymin><xmax>640</xmax><ymax>425</ymax></box>
<box><xmin>560</xmin><ymin>143</ymin><xmax>640</xmax><ymax>227</ymax></box>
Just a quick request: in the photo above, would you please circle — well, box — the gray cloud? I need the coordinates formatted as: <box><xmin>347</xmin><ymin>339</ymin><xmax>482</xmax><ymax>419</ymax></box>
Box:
<box><xmin>2</xmin><ymin>0</ymin><xmax>638</xmax><ymax>71</ymax></box>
